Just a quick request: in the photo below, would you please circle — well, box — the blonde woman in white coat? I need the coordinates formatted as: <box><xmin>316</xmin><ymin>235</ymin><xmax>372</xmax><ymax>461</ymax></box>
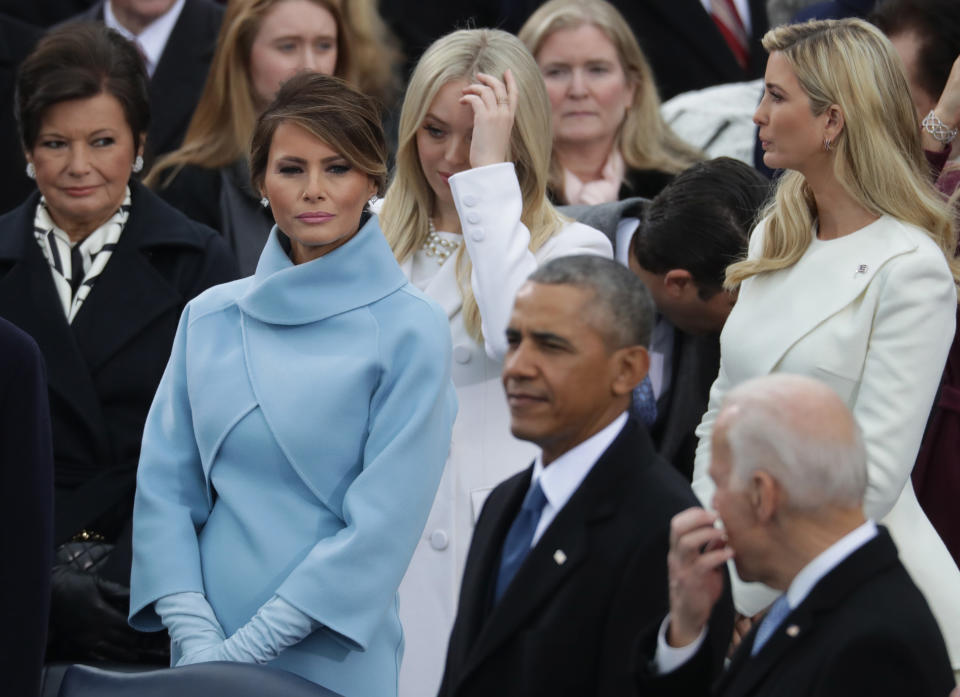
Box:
<box><xmin>378</xmin><ymin>28</ymin><xmax>612</xmax><ymax>697</ymax></box>
<box><xmin>691</xmin><ymin>19</ymin><xmax>960</xmax><ymax>677</ymax></box>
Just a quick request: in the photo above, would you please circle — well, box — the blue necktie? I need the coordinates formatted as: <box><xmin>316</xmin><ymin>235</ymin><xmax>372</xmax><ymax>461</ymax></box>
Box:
<box><xmin>631</xmin><ymin>376</ymin><xmax>658</xmax><ymax>426</ymax></box>
<box><xmin>494</xmin><ymin>480</ymin><xmax>548</xmax><ymax>603</ymax></box>
<box><xmin>751</xmin><ymin>594</ymin><xmax>791</xmax><ymax>655</ymax></box>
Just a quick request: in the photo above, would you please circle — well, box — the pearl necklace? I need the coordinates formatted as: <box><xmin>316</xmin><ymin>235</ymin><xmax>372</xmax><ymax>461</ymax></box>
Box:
<box><xmin>423</xmin><ymin>218</ymin><xmax>460</xmax><ymax>265</ymax></box>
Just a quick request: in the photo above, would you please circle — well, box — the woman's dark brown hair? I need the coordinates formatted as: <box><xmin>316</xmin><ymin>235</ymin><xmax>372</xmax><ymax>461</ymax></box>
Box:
<box><xmin>15</xmin><ymin>21</ymin><xmax>150</xmax><ymax>152</ymax></box>
<box><xmin>249</xmin><ymin>72</ymin><xmax>387</xmax><ymax>197</ymax></box>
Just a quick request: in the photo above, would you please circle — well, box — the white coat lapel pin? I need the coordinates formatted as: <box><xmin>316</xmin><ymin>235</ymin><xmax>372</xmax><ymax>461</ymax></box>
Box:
<box><xmin>553</xmin><ymin>549</ymin><xmax>567</xmax><ymax>565</ymax></box>
<box><xmin>854</xmin><ymin>264</ymin><xmax>868</xmax><ymax>278</ymax></box>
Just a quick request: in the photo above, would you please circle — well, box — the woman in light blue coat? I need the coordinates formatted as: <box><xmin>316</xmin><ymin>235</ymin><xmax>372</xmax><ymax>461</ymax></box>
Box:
<box><xmin>128</xmin><ymin>73</ymin><xmax>457</xmax><ymax>697</ymax></box>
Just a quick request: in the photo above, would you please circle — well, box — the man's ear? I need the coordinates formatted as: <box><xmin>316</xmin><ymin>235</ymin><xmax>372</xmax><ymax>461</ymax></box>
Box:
<box><xmin>611</xmin><ymin>345</ymin><xmax>650</xmax><ymax>396</ymax></box>
<box><xmin>749</xmin><ymin>470</ymin><xmax>781</xmax><ymax>523</ymax></box>
<box><xmin>663</xmin><ymin>269</ymin><xmax>695</xmax><ymax>298</ymax></box>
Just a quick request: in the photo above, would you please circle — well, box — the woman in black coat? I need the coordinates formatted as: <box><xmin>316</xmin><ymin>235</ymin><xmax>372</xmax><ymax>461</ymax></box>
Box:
<box><xmin>1</xmin><ymin>22</ymin><xmax>237</xmax><ymax>664</ymax></box>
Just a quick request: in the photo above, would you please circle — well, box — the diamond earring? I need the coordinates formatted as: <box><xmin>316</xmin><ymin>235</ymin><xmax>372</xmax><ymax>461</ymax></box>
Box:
<box><xmin>260</xmin><ymin>197</ymin><xmax>270</xmax><ymax>208</ymax></box>
<box><xmin>132</xmin><ymin>155</ymin><xmax>144</xmax><ymax>173</ymax></box>
<box><xmin>25</xmin><ymin>162</ymin><xmax>36</xmax><ymax>179</ymax></box>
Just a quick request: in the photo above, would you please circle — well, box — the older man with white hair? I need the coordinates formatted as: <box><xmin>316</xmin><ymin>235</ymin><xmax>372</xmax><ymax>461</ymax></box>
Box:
<box><xmin>636</xmin><ymin>373</ymin><xmax>956</xmax><ymax>697</ymax></box>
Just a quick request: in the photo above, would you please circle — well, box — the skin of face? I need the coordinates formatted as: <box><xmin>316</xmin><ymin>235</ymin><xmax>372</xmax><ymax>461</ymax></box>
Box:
<box><xmin>536</xmin><ymin>23</ymin><xmax>635</xmax><ymax>151</ymax></box>
<box><xmin>753</xmin><ymin>51</ymin><xmax>831</xmax><ymax>173</ymax></box>
<box><xmin>708</xmin><ymin>413</ymin><xmax>761</xmax><ymax>582</ymax></box>
<box><xmin>249</xmin><ymin>0</ymin><xmax>338</xmax><ymax>107</ymax></box>
<box><xmin>628</xmin><ymin>255</ymin><xmax>736</xmax><ymax>335</ymax></box>
<box><xmin>416</xmin><ymin>79</ymin><xmax>474</xmax><ymax>214</ymax></box>
<box><xmin>262</xmin><ymin>121</ymin><xmax>376</xmax><ymax>265</ymax></box>
<box><xmin>889</xmin><ymin>30</ymin><xmax>938</xmax><ymax>120</ymax></box>
<box><xmin>502</xmin><ymin>281</ymin><xmax>638</xmax><ymax>465</ymax></box>
<box><xmin>27</xmin><ymin>92</ymin><xmax>141</xmax><ymax>242</ymax></box>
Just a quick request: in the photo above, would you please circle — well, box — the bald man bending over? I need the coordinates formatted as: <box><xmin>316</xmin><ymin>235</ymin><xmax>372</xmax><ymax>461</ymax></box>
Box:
<box><xmin>637</xmin><ymin>374</ymin><xmax>955</xmax><ymax>697</ymax></box>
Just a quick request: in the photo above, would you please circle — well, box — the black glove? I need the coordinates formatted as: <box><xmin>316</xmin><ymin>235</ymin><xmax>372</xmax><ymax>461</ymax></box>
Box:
<box><xmin>49</xmin><ymin>544</ymin><xmax>169</xmax><ymax>664</ymax></box>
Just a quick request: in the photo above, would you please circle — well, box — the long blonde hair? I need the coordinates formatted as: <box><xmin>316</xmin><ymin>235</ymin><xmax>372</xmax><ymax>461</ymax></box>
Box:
<box><xmin>518</xmin><ymin>0</ymin><xmax>702</xmax><ymax>200</ymax></box>
<box><xmin>144</xmin><ymin>0</ymin><xmax>348</xmax><ymax>188</ymax></box>
<box><xmin>338</xmin><ymin>0</ymin><xmax>402</xmax><ymax>105</ymax></box>
<box><xmin>379</xmin><ymin>29</ymin><xmax>565</xmax><ymax>341</ymax></box>
<box><xmin>725</xmin><ymin>18</ymin><xmax>960</xmax><ymax>298</ymax></box>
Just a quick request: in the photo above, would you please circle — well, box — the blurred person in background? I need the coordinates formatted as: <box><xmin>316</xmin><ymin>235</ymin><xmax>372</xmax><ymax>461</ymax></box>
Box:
<box><xmin>69</xmin><ymin>0</ymin><xmax>224</xmax><ymax>169</ymax></box>
<box><xmin>520</xmin><ymin>0</ymin><xmax>703</xmax><ymax>206</ymax></box>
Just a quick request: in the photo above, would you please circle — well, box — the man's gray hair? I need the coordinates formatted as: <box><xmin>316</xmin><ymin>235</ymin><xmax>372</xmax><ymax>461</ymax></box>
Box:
<box><xmin>722</xmin><ymin>375</ymin><xmax>868</xmax><ymax>511</ymax></box>
<box><xmin>527</xmin><ymin>255</ymin><xmax>655</xmax><ymax>349</ymax></box>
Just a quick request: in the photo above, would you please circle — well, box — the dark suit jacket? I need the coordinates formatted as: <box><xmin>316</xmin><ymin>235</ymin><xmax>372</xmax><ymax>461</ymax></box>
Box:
<box><xmin>438</xmin><ymin>418</ymin><xmax>734</xmax><ymax>697</ymax></box>
<box><xmin>636</xmin><ymin>527</ymin><xmax>955</xmax><ymax>697</ymax></box>
<box><xmin>0</xmin><ymin>14</ymin><xmax>42</xmax><ymax>215</ymax></box>
<box><xmin>0</xmin><ymin>317</ymin><xmax>53</xmax><ymax>697</ymax></box>
<box><xmin>651</xmin><ymin>329</ymin><xmax>719</xmax><ymax>481</ymax></box>
<box><xmin>0</xmin><ymin>181</ymin><xmax>237</xmax><ymax>575</ymax></box>
<box><xmin>75</xmin><ymin>0</ymin><xmax>223</xmax><ymax>165</ymax></box>
<box><xmin>613</xmin><ymin>0</ymin><xmax>769</xmax><ymax>100</ymax></box>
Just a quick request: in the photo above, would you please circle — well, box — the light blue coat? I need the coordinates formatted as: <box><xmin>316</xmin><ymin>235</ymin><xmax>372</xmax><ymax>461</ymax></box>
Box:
<box><xmin>129</xmin><ymin>216</ymin><xmax>457</xmax><ymax>697</ymax></box>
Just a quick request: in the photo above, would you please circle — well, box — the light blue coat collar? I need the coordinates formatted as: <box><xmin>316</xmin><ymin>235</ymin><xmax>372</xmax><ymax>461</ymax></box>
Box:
<box><xmin>238</xmin><ymin>214</ymin><xmax>407</xmax><ymax>325</ymax></box>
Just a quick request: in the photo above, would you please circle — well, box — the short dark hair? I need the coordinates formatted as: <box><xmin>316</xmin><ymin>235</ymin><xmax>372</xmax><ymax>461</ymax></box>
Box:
<box><xmin>16</xmin><ymin>22</ymin><xmax>150</xmax><ymax>152</ymax></box>
<box><xmin>249</xmin><ymin>72</ymin><xmax>388</xmax><ymax>197</ymax></box>
<box><xmin>631</xmin><ymin>157</ymin><xmax>770</xmax><ymax>299</ymax></box>
<box><xmin>527</xmin><ymin>255</ymin><xmax>655</xmax><ymax>350</ymax></box>
<box><xmin>871</xmin><ymin>0</ymin><xmax>960</xmax><ymax>102</ymax></box>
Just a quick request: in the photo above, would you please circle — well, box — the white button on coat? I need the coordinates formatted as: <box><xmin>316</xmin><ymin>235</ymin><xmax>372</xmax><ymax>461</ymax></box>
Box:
<box><xmin>466</xmin><ymin>211</ymin><xmax>481</xmax><ymax>224</ymax></box>
<box><xmin>429</xmin><ymin>530</ymin><xmax>449</xmax><ymax>550</ymax></box>
<box><xmin>462</xmin><ymin>194</ymin><xmax>478</xmax><ymax>207</ymax></box>
<box><xmin>470</xmin><ymin>228</ymin><xmax>485</xmax><ymax>242</ymax></box>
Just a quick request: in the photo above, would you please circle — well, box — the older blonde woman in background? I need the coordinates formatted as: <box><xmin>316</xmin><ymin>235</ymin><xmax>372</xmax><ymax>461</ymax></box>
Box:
<box><xmin>519</xmin><ymin>0</ymin><xmax>702</xmax><ymax>205</ymax></box>
<box><xmin>691</xmin><ymin>19</ymin><xmax>960</xmax><ymax>679</ymax></box>
<box><xmin>376</xmin><ymin>28</ymin><xmax>612</xmax><ymax>697</ymax></box>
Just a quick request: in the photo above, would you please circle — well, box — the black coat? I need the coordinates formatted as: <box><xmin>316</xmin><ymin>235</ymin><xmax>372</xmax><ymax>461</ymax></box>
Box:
<box><xmin>0</xmin><ymin>14</ymin><xmax>42</xmax><ymax>215</ymax></box>
<box><xmin>636</xmin><ymin>527</ymin><xmax>955</xmax><ymax>697</ymax></box>
<box><xmin>0</xmin><ymin>181</ymin><xmax>237</xmax><ymax>565</ymax></box>
<box><xmin>155</xmin><ymin>161</ymin><xmax>275</xmax><ymax>276</ymax></box>
<box><xmin>75</xmin><ymin>0</ymin><xmax>223</xmax><ymax>165</ymax></box>
<box><xmin>438</xmin><ymin>418</ymin><xmax>734</xmax><ymax>697</ymax></box>
<box><xmin>0</xmin><ymin>317</ymin><xmax>54</xmax><ymax>697</ymax></box>
<box><xmin>612</xmin><ymin>0</ymin><xmax>769</xmax><ymax>100</ymax></box>
<box><xmin>650</xmin><ymin>329</ymin><xmax>720</xmax><ymax>481</ymax></box>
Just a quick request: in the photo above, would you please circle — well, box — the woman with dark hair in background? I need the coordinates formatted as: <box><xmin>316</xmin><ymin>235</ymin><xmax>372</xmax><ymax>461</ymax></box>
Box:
<box><xmin>0</xmin><ymin>21</ymin><xmax>236</xmax><ymax>665</ymax></box>
<box><xmin>129</xmin><ymin>72</ymin><xmax>456</xmax><ymax>697</ymax></box>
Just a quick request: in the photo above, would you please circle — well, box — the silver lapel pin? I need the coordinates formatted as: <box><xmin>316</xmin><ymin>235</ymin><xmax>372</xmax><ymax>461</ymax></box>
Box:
<box><xmin>553</xmin><ymin>549</ymin><xmax>567</xmax><ymax>565</ymax></box>
<box><xmin>856</xmin><ymin>264</ymin><xmax>868</xmax><ymax>275</ymax></box>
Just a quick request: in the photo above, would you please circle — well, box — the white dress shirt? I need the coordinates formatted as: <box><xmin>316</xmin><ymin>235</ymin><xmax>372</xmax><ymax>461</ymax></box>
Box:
<box><xmin>528</xmin><ymin>412</ymin><xmax>628</xmax><ymax>546</ymax></box>
<box><xmin>104</xmin><ymin>0</ymin><xmax>186</xmax><ymax>77</ymax></box>
<box><xmin>655</xmin><ymin>519</ymin><xmax>879</xmax><ymax>673</ymax></box>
